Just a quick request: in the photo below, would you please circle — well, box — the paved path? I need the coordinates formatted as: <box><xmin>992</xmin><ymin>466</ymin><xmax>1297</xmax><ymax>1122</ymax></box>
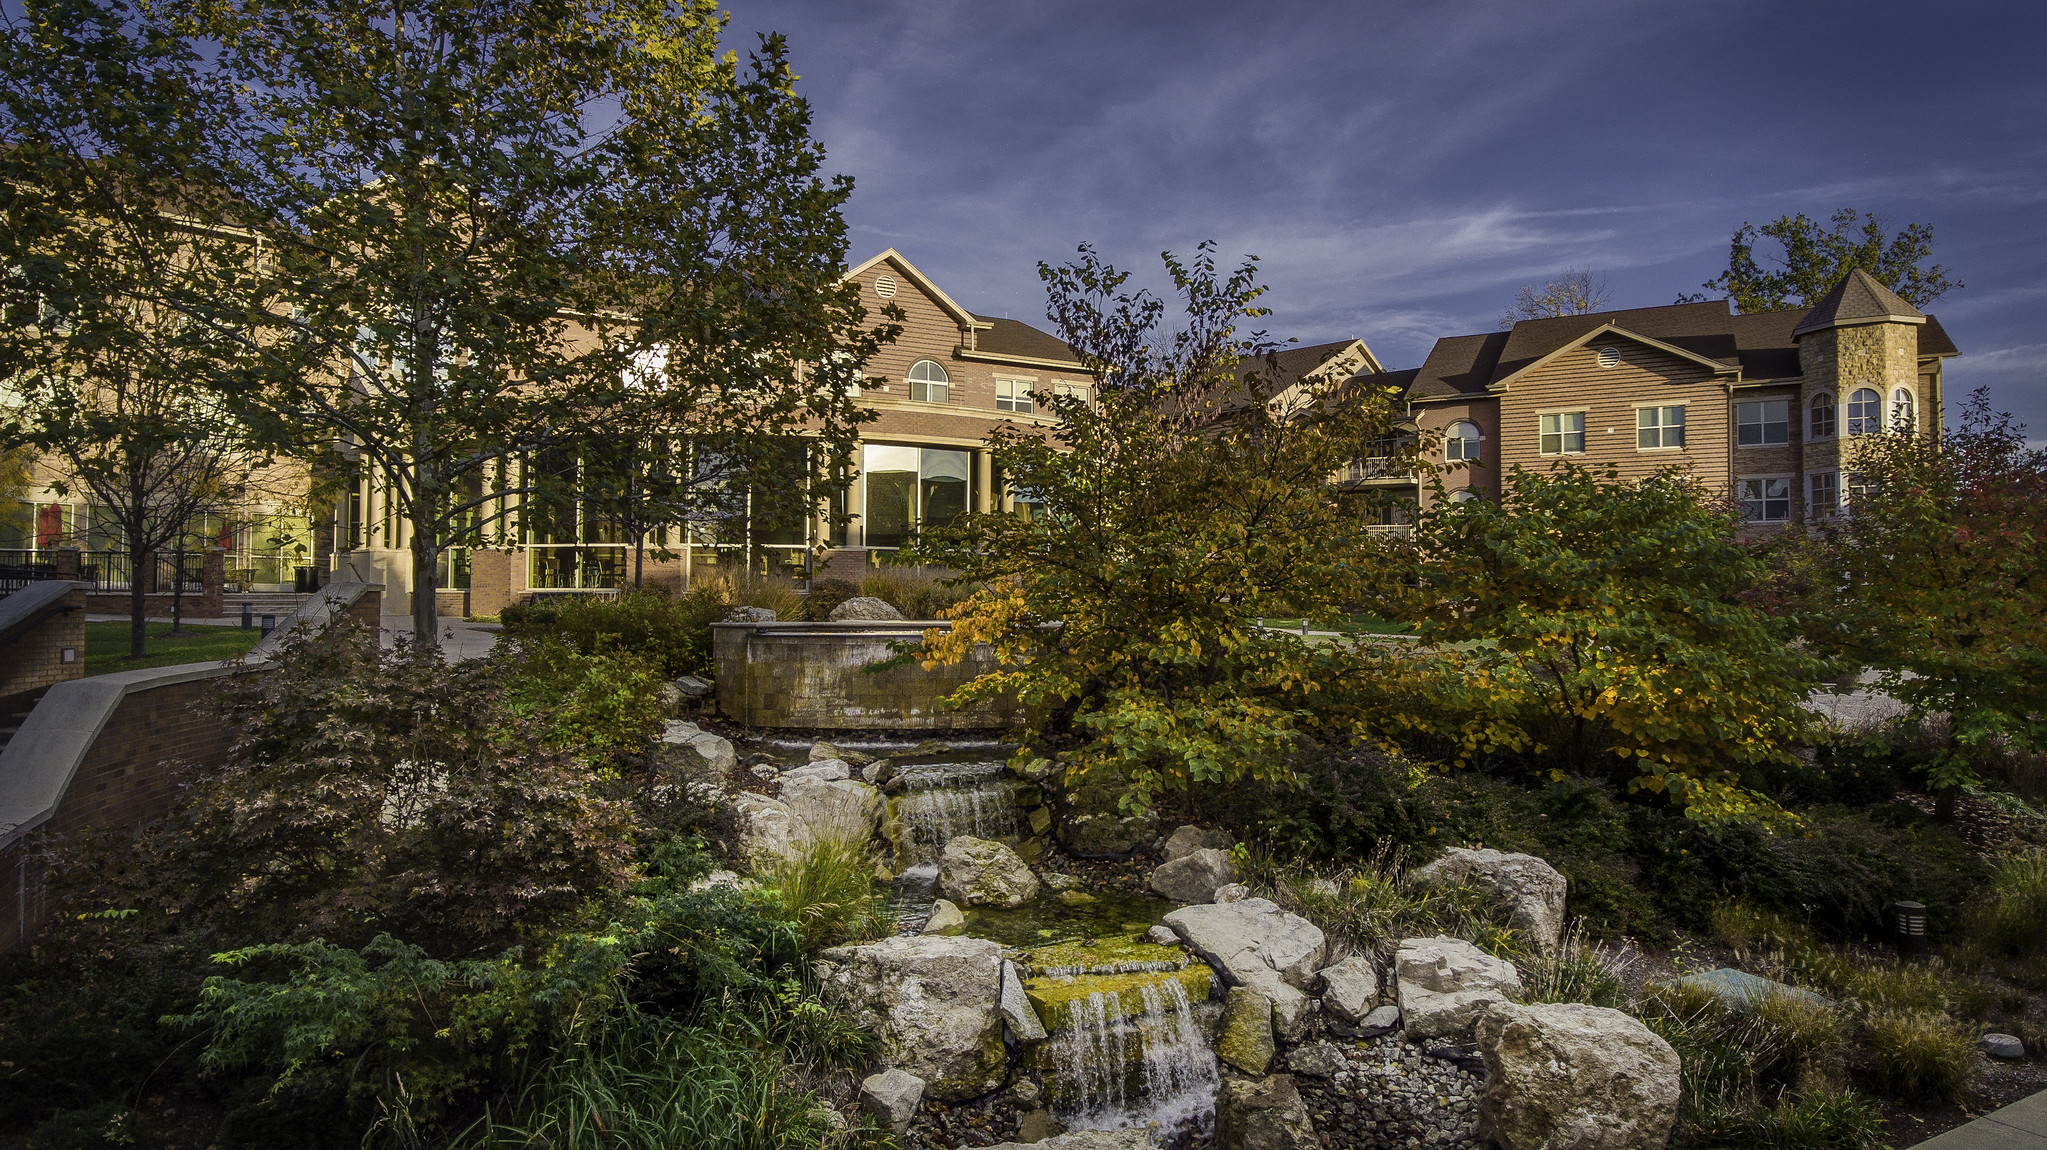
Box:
<box><xmin>377</xmin><ymin>615</ymin><xmax>500</xmax><ymax>662</ymax></box>
<box><xmin>1913</xmin><ymin>1089</ymin><xmax>2047</xmax><ymax>1149</ymax></box>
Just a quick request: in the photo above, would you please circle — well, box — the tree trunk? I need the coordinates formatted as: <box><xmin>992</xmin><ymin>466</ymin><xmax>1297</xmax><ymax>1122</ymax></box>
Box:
<box><xmin>129</xmin><ymin>542</ymin><xmax>148</xmax><ymax>659</ymax></box>
<box><xmin>411</xmin><ymin>519</ymin><xmax>439</xmax><ymax>650</ymax></box>
<box><xmin>1934</xmin><ymin>785</ymin><xmax>1958</xmax><ymax>822</ymax></box>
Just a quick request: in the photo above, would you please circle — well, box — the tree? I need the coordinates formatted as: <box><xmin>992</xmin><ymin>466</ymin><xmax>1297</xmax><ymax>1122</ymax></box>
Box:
<box><xmin>1692</xmin><ymin>208</ymin><xmax>1959</xmax><ymax>313</ymax></box>
<box><xmin>1825</xmin><ymin>389</ymin><xmax>2047</xmax><ymax>818</ymax></box>
<box><xmin>5</xmin><ymin>0</ymin><xmax>888</xmax><ymax>647</ymax></box>
<box><xmin>1383</xmin><ymin>465</ymin><xmax>1820</xmax><ymax>821</ymax></box>
<box><xmin>1499</xmin><ymin>267</ymin><xmax>1612</xmax><ymax>326</ymax></box>
<box><xmin>912</xmin><ymin>243</ymin><xmax>1412</xmax><ymax>807</ymax></box>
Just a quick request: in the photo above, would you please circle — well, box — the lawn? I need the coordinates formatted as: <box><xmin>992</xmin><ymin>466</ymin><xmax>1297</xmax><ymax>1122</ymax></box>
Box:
<box><xmin>84</xmin><ymin>621</ymin><xmax>266</xmax><ymax>675</ymax></box>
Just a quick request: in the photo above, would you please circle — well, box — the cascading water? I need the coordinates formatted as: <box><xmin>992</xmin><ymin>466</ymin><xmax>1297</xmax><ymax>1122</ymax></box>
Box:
<box><xmin>1044</xmin><ymin>976</ymin><xmax>1220</xmax><ymax>1139</ymax></box>
<box><xmin>886</xmin><ymin>756</ymin><xmax>1025</xmax><ymax>925</ymax></box>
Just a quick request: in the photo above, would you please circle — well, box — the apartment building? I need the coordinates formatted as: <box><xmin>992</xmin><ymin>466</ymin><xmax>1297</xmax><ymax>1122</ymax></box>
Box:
<box><xmin>1346</xmin><ymin>269</ymin><xmax>1959</xmax><ymax>523</ymax></box>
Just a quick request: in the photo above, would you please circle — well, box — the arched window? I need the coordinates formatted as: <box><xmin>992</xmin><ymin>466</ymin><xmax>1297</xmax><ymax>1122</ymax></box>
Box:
<box><xmin>1450</xmin><ymin>489</ymin><xmax>1481</xmax><ymax>504</ymax></box>
<box><xmin>1445</xmin><ymin>421</ymin><xmax>1482</xmax><ymax>463</ymax></box>
<box><xmin>1846</xmin><ymin>388</ymin><xmax>1882</xmax><ymax>436</ymax></box>
<box><xmin>907</xmin><ymin>359</ymin><xmax>950</xmax><ymax>404</ymax></box>
<box><xmin>1890</xmin><ymin>387</ymin><xmax>1916</xmax><ymax>433</ymax></box>
<box><xmin>1808</xmin><ymin>392</ymin><xmax>1835</xmax><ymax>439</ymax></box>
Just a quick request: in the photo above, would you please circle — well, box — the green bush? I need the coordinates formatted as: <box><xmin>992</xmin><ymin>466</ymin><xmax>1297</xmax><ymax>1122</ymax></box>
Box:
<box><xmin>1862</xmin><ymin>1007</ymin><xmax>1978</xmax><ymax>1104</ymax></box>
<box><xmin>500</xmin><ymin>578</ymin><xmax>806</xmax><ymax>678</ymax></box>
<box><xmin>25</xmin><ymin>1103</ymin><xmax>153</xmax><ymax>1150</ymax></box>
<box><xmin>1687</xmin><ymin>1090</ymin><xmax>1890</xmax><ymax>1150</ymax></box>
<box><xmin>1969</xmin><ymin>849</ymin><xmax>2047</xmax><ymax>956</ymax></box>
<box><xmin>757</xmin><ymin>838</ymin><xmax>891</xmax><ymax>954</ymax></box>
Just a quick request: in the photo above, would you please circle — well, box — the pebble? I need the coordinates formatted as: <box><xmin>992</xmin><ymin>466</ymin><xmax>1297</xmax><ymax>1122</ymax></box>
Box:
<box><xmin>1293</xmin><ymin>1033</ymin><xmax>1484</xmax><ymax>1150</ymax></box>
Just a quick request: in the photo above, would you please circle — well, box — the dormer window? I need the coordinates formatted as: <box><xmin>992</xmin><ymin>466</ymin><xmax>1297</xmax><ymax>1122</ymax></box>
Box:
<box><xmin>908</xmin><ymin>359</ymin><xmax>950</xmax><ymax>404</ymax></box>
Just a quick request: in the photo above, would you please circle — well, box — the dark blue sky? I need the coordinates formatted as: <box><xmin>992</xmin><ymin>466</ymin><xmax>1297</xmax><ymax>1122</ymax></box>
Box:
<box><xmin>724</xmin><ymin>1</ymin><xmax>2047</xmax><ymax>440</ymax></box>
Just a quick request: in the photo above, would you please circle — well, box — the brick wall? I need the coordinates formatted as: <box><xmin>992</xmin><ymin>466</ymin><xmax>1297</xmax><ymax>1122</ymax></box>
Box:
<box><xmin>0</xmin><ymin>586</ymin><xmax>86</xmax><ymax>702</ymax></box>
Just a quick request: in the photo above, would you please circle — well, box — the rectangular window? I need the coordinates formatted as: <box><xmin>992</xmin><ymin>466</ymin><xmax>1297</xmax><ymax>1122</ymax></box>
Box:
<box><xmin>1539</xmin><ymin>412</ymin><xmax>1585</xmax><ymax>455</ymax></box>
<box><xmin>1737</xmin><ymin>399</ymin><xmax>1789</xmax><ymax>446</ymax></box>
<box><xmin>1636</xmin><ymin>405</ymin><xmax>1685</xmax><ymax>449</ymax></box>
<box><xmin>1847</xmin><ymin>471</ymin><xmax>1878</xmax><ymax>507</ymax></box>
<box><xmin>1809</xmin><ymin>472</ymin><xmax>1839</xmax><ymax>519</ymax></box>
<box><xmin>995</xmin><ymin>379</ymin><xmax>1034</xmax><ymax>413</ymax></box>
<box><xmin>1053</xmin><ymin>381</ymin><xmax>1091</xmax><ymax>404</ymax></box>
<box><xmin>862</xmin><ymin>444</ymin><xmax>971</xmax><ymax>548</ymax></box>
<box><xmin>1740</xmin><ymin>477</ymin><xmax>1791</xmax><ymax>523</ymax></box>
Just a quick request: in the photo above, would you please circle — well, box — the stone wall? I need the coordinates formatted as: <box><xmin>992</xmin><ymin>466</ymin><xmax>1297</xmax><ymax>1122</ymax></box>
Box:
<box><xmin>713</xmin><ymin>620</ymin><xmax>1022</xmax><ymax>730</ymax></box>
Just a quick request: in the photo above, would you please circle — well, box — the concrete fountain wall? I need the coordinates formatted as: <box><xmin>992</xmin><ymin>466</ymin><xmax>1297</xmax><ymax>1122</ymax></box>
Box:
<box><xmin>710</xmin><ymin>620</ymin><xmax>1025</xmax><ymax>730</ymax></box>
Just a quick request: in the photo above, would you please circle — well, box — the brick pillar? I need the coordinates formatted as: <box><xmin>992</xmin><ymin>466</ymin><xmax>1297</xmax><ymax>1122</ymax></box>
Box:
<box><xmin>467</xmin><ymin>549</ymin><xmax>513</xmax><ymax>618</ymax></box>
<box><xmin>197</xmin><ymin>549</ymin><xmax>226</xmax><ymax>618</ymax></box>
<box><xmin>53</xmin><ymin>547</ymin><xmax>81</xmax><ymax>579</ymax></box>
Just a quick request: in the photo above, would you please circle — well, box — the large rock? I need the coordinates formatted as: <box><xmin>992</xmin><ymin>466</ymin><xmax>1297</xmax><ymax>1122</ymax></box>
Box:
<box><xmin>817</xmin><ymin>935</ymin><xmax>1006</xmax><ymax>1101</ymax></box>
<box><xmin>726</xmin><ymin>605</ymin><xmax>776</xmax><ymax>622</ymax></box>
<box><xmin>1166</xmin><ymin>898</ymin><xmax>1324</xmax><ymax>1046</ymax></box>
<box><xmin>779</xmin><ymin>776</ymin><xmax>884</xmax><ymax>846</ymax></box>
<box><xmin>1412</xmin><ymin>848</ymin><xmax>1569</xmax><ymax>953</ymax></box>
<box><xmin>811</xmin><ymin>740</ymin><xmax>875</xmax><ymax>766</ymax></box>
<box><xmin>1216</xmin><ymin>1074</ymin><xmax>1318</xmax><ymax>1150</ymax></box>
<box><xmin>1319</xmin><ymin>955</ymin><xmax>1381</xmax><ymax>1024</ymax></box>
<box><xmin>859</xmin><ymin>1068</ymin><xmax>925</xmax><ymax>1134</ymax></box>
<box><xmin>654</xmin><ymin>720</ymin><xmax>737</xmax><ymax>781</ymax></box>
<box><xmin>922</xmin><ymin>898</ymin><xmax>966</xmax><ymax>933</ymax></box>
<box><xmin>829</xmin><ymin>595</ymin><xmax>904</xmax><ymax>621</ymax></box>
<box><xmin>1395</xmin><ymin>935</ymin><xmax>1524</xmax><ymax>1039</ymax></box>
<box><xmin>1163</xmin><ymin>824</ymin><xmax>1233</xmax><ymax>861</ymax></box>
<box><xmin>1218</xmin><ymin>986</ymin><xmax>1275</xmax><ymax>1075</ymax></box>
<box><xmin>1288</xmin><ymin>1040</ymin><xmax>1347</xmax><ymax>1080</ymax></box>
<box><xmin>733</xmin><ymin>793</ymin><xmax>806</xmax><ymax>862</ymax></box>
<box><xmin>782</xmin><ymin>759</ymin><xmax>852</xmax><ymax>783</ymax></box>
<box><xmin>1149</xmin><ymin>847</ymin><xmax>1239</xmax><ymax>903</ymax></box>
<box><xmin>939</xmin><ymin>835</ymin><xmax>1041</xmax><ymax>908</ymax></box>
<box><xmin>1476</xmin><ymin>1001</ymin><xmax>1681</xmax><ymax>1150</ymax></box>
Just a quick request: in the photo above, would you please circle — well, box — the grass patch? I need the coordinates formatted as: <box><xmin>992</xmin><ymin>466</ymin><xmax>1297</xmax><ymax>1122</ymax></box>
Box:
<box><xmin>83</xmin><ymin>621</ymin><xmax>263</xmax><ymax>675</ymax></box>
<box><xmin>1241</xmin><ymin>844</ymin><xmax>1525</xmax><ymax>961</ymax></box>
<box><xmin>1522</xmin><ymin>926</ymin><xmax>1632</xmax><ymax>1009</ymax></box>
<box><xmin>1863</xmin><ymin>1007</ymin><xmax>1978</xmax><ymax>1104</ymax></box>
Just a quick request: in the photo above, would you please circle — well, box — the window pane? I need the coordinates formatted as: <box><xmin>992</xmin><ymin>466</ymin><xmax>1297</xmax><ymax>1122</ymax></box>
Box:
<box><xmin>864</xmin><ymin>469</ymin><xmax>915</xmax><ymax>549</ymax></box>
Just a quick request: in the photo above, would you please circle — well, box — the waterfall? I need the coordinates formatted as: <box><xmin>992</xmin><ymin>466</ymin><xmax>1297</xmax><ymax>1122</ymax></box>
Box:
<box><xmin>1047</xmin><ymin>977</ymin><xmax>1220</xmax><ymax>1139</ymax></box>
<box><xmin>896</xmin><ymin>760</ymin><xmax>1020</xmax><ymax>863</ymax></box>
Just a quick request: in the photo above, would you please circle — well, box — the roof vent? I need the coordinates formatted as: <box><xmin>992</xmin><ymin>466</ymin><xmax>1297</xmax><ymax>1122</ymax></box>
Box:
<box><xmin>1597</xmin><ymin>346</ymin><xmax>1621</xmax><ymax>369</ymax></box>
<box><xmin>874</xmin><ymin>275</ymin><xmax>898</xmax><ymax>299</ymax></box>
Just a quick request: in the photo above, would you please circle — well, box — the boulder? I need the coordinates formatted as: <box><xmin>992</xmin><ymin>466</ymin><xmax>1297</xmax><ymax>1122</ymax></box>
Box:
<box><xmin>1355</xmin><ymin>1004</ymin><xmax>1402</xmax><ymax>1038</ymax></box>
<box><xmin>1288</xmin><ymin>1040</ymin><xmax>1347</xmax><ymax>1080</ymax></box>
<box><xmin>672</xmin><ymin>674</ymin><xmax>714</xmax><ymax>698</ymax></box>
<box><xmin>1475</xmin><ymin>1001</ymin><xmax>1681</xmax><ymax>1150</ymax></box>
<box><xmin>782</xmin><ymin>760</ymin><xmax>852</xmax><ymax>783</ymax></box>
<box><xmin>864</xmin><ymin>760</ymin><xmax>897</xmax><ymax>786</ymax></box>
<box><xmin>829</xmin><ymin>595</ymin><xmax>904</xmax><ymax>621</ymax></box>
<box><xmin>1218</xmin><ymin>986</ymin><xmax>1276</xmax><ymax>1075</ymax></box>
<box><xmin>654</xmin><ymin>720</ymin><xmax>737</xmax><ymax>781</ymax></box>
<box><xmin>1058</xmin><ymin>811</ymin><xmax>1160</xmax><ymax>857</ymax></box>
<box><xmin>1163</xmin><ymin>899</ymin><xmax>1328</xmax><ymax>993</ymax></box>
<box><xmin>1669</xmin><ymin>968</ymin><xmax>1832</xmax><ymax>1010</ymax></box>
<box><xmin>811</xmin><ymin>740</ymin><xmax>875</xmax><ymax>766</ymax></box>
<box><xmin>656</xmin><ymin>681</ymin><xmax>684</xmax><ymax>715</ymax></box>
<box><xmin>1215</xmin><ymin>1074</ymin><xmax>1318</xmax><ymax>1150</ymax></box>
<box><xmin>1412</xmin><ymin>848</ymin><xmax>1569</xmax><ymax>953</ymax></box>
<box><xmin>726</xmin><ymin>605</ymin><xmax>776</xmax><ymax>622</ymax></box>
<box><xmin>1395</xmin><ymin>935</ymin><xmax>1523</xmax><ymax>1039</ymax></box>
<box><xmin>859</xmin><ymin>1068</ymin><xmax>925</xmax><ymax>1134</ymax></box>
<box><xmin>733</xmin><ymin>793</ymin><xmax>806</xmax><ymax>862</ymax></box>
<box><xmin>1319</xmin><ymin>955</ymin><xmax>1381</xmax><ymax>1025</ymax></box>
<box><xmin>1981</xmin><ymin>1032</ymin><xmax>2026</xmax><ymax>1060</ymax></box>
<box><xmin>1145</xmin><ymin>924</ymin><xmax>1181</xmax><ymax>946</ymax></box>
<box><xmin>922</xmin><ymin>899</ymin><xmax>966</xmax><ymax>933</ymax></box>
<box><xmin>1149</xmin><ymin>847</ymin><xmax>1239</xmax><ymax>904</ymax></box>
<box><xmin>1163</xmin><ymin>824</ymin><xmax>1233</xmax><ymax>861</ymax></box>
<box><xmin>1166</xmin><ymin>898</ymin><xmax>1324</xmax><ymax>1043</ymax></box>
<box><xmin>1213</xmin><ymin>883</ymin><xmax>1252</xmax><ymax>903</ymax></box>
<box><xmin>999</xmin><ymin>959</ymin><xmax>1050</xmax><ymax>1040</ymax></box>
<box><xmin>1013</xmin><ymin>1109</ymin><xmax>1065</xmax><ymax>1143</ymax></box>
<box><xmin>749</xmin><ymin>763</ymin><xmax>781</xmax><ymax>782</ymax></box>
<box><xmin>817</xmin><ymin>935</ymin><xmax>1006</xmax><ymax>1101</ymax></box>
<box><xmin>940</xmin><ymin>836</ymin><xmax>1040</xmax><ymax>908</ymax></box>
<box><xmin>984</xmin><ymin>1132</ymin><xmax>1152</xmax><ymax>1150</ymax></box>
<box><xmin>779</xmin><ymin>776</ymin><xmax>884</xmax><ymax>846</ymax></box>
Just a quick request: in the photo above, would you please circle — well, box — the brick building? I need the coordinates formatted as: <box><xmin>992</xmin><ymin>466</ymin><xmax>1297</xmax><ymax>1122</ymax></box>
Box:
<box><xmin>1347</xmin><ymin>269</ymin><xmax>1959</xmax><ymax>524</ymax></box>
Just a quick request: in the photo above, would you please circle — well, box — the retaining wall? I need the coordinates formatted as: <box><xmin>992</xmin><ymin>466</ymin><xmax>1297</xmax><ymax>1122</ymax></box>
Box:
<box><xmin>0</xmin><ymin>582</ymin><xmax>87</xmax><ymax>707</ymax></box>
<box><xmin>0</xmin><ymin>582</ymin><xmax>381</xmax><ymax>949</ymax></box>
<box><xmin>712</xmin><ymin>620</ymin><xmax>1022</xmax><ymax>731</ymax></box>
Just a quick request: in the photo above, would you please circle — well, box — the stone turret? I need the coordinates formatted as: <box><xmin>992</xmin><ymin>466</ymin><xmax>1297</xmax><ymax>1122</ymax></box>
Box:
<box><xmin>1793</xmin><ymin>269</ymin><xmax>1934</xmax><ymax>507</ymax></box>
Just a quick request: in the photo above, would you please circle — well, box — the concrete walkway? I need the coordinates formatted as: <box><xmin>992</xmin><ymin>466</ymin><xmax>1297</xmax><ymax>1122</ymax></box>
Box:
<box><xmin>377</xmin><ymin>615</ymin><xmax>500</xmax><ymax>662</ymax></box>
<box><xmin>1914</xmin><ymin>1090</ymin><xmax>2047</xmax><ymax>1149</ymax></box>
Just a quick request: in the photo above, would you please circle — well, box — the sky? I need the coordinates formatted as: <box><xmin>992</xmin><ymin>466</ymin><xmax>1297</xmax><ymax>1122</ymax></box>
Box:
<box><xmin>720</xmin><ymin>0</ymin><xmax>2047</xmax><ymax>440</ymax></box>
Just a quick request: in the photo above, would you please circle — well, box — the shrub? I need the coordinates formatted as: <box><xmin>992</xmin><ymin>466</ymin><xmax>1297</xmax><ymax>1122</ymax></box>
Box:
<box><xmin>1687</xmin><ymin>1090</ymin><xmax>1890</xmax><ymax>1150</ymax></box>
<box><xmin>797</xmin><ymin>578</ymin><xmax>856</xmax><ymax>620</ymax></box>
<box><xmin>1243</xmin><ymin>844</ymin><xmax>1525</xmax><ymax>961</ymax></box>
<box><xmin>1862</xmin><ymin>1007</ymin><xmax>1978</xmax><ymax>1104</ymax></box>
<box><xmin>861</xmin><ymin>566</ymin><xmax>970</xmax><ymax>619</ymax></box>
<box><xmin>1637</xmin><ymin>980</ymin><xmax>1841</xmax><ymax>1098</ymax></box>
<box><xmin>1793</xmin><ymin>949</ymin><xmax>1993</xmax><ymax>1019</ymax></box>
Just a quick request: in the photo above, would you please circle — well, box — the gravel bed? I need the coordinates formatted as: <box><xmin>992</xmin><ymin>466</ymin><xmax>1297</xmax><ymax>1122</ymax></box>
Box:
<box><xmin>1293</xmin><ymin>1034</ymin><xmax>1484</xmax><ymax>1149</ymax></box>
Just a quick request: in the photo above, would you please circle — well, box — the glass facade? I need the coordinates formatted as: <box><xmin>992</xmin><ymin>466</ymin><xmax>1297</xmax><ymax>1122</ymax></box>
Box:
<box><xmin>863</xmin><ymin>444</ymin><xmax>970</xmax><ymax>549</ymax></box>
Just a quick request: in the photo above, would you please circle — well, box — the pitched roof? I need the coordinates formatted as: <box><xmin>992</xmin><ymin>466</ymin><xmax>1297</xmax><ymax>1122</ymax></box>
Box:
<box><xmin>968</xmin><ymin>315</ymin><xmax>1085</xmax><ymax>367</ymax></box>
<box><xmin>844</xmin><ymin>249</ymin><xmax>988</xmax><ymax>330</ymax></box>
<box><xmin>1235</xmin><ymin>339</ymin><xmax>1382</xmax><ymax>389</ymax></box>
<box><xmin>1401</xmin><ymin>290</ymin><xmax>1958</xmax><ymax>402</ymax></box>
<box><xmin>1791</xmin><ymin>267</ymin><xmax>1926</xmax><ymax>338</ymax></box>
